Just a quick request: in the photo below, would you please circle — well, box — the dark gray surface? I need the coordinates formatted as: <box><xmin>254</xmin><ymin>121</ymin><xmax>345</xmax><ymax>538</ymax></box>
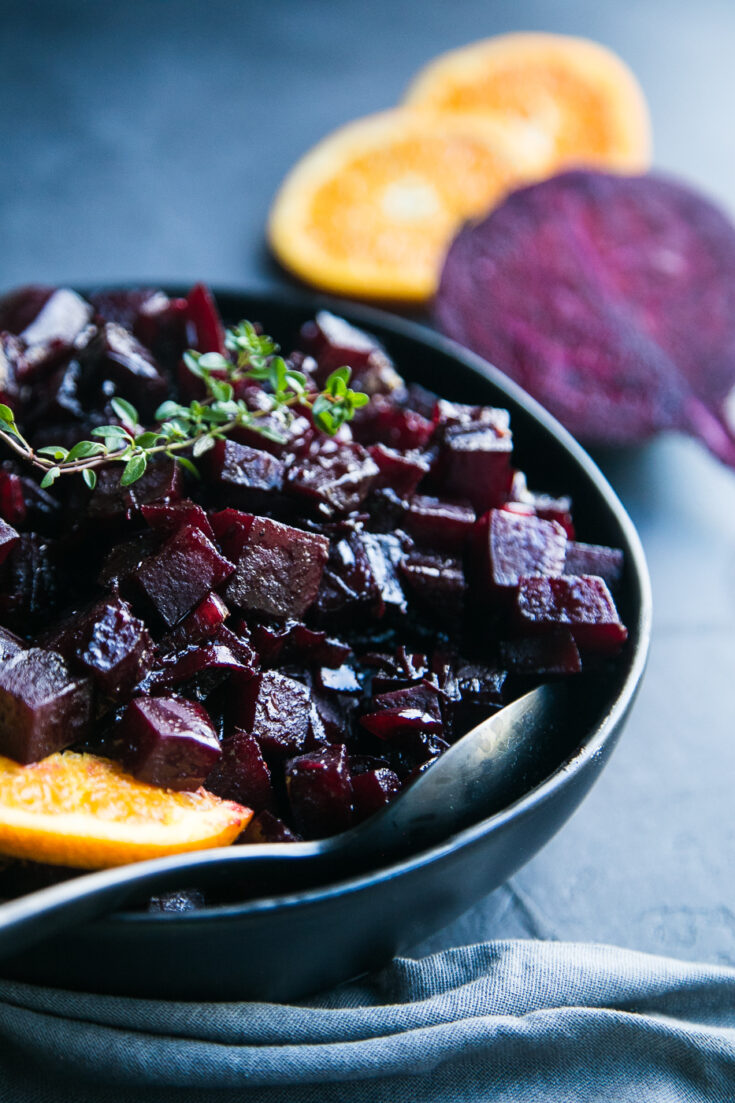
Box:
<box><xmin>2</xmin><ymin>0</ymin><xmax>734</xmax><ymax>967</ymax></box>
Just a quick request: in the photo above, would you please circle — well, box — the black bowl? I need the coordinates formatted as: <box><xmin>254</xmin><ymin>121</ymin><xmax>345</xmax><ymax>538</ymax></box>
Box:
<box><xmin>0</xmin><ymin>287</ymin><xmax>651</xmax><ymax>1000</ymax></box>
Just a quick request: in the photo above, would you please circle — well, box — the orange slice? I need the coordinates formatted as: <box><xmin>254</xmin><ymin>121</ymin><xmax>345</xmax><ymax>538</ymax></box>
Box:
<box><xmin>0</xmin><ymin>751</ymin><xmax>251</xmax><ymax>869</ymax></box>
<box><xmin>404</xmin><ymin>33</ymin><xmax>651</xmax><ymax>173</ymax></box>
<box><xmin>268</xmin><ymin>107</ymin><xmax>552</xmax><ymax>302</ymax></box>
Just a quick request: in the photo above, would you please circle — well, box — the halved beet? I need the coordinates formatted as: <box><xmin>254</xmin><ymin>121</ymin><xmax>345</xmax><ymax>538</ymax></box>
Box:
<box><xmin>286</xmin><ymin>743</ymin><xmax>353</xmax><ymax>838</ymax></box>
<box><xmin>564</xmin><ymin>541</ymin><xmax>624</xmax><ymax>589</ymax></box>
<box><xmin>514</xmin><ymin>575</ymin><xmax>628</xmax><ymax>655</ymax></box>
<box><xmin>205</xmin><ymin>729</ymin><xmax>275</xmax><ymax>813</ymax></box>
<box><xmin>132</xmin><ymin>524</ymin><xmax>234</xmax><ymax>627</ymax></box>
<box><xmin>232</xmin><ymin>671</ymin><xmax>311</xmax><ymax>760</ymax></box>
<box><xmin>472</xmin><ymin>509</ymin><xmax>567</xmax><ymax>599</ymax></box>
<box><xmin>0</xmin><ymin>648</ymin><xmax>92</xmax><ymax>763</ymax></box>
<box><xmin>437</xmin><ymin>169</ymin><xmax>735</xmax><ymax>468</ymax></box>
<box><xmin>120</xmin><ymin>695</ymin><xmax>221</xmax><ymax>791</ymax></box>
<box><xmin>224</xmin><ymin>516</ymin><xmax>329</xmax><ymax>619</ymax></box>
<box><xmin>44</xmin><ymin>594</ymin><xmax>153</xmax><ymax>701</ymax></box>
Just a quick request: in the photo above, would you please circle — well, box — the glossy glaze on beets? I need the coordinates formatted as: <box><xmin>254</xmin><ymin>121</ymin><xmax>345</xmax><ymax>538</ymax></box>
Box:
<box><xmin>0</xmin><ymin>285</ymin><xmax>628</xmax><ymax>845</ymax></box>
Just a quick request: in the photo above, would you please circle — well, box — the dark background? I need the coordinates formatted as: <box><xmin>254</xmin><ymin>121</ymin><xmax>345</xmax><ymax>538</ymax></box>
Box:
<box><xmin>2</xmin><ymin>0</ymin><xmax>735</xmax><ymax>964</ymax></box>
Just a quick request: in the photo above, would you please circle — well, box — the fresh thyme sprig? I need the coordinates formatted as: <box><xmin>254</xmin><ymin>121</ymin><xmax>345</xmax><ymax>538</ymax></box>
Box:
<box><xmin>0</xmin><ymin>321</ymin><xmax>369</xmax><ymax>490</ymax></box>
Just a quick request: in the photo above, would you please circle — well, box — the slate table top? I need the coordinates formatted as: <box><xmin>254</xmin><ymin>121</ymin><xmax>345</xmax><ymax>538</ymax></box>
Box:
<box><xmin>2</xmin><ymin>0</ymin><xmax>734</xmax><ymax>969</ymax></box>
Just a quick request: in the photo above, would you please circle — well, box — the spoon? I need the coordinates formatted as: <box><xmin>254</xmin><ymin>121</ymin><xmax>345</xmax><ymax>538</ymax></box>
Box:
<box><xmin>0</xmin><ymin>683</ymin><xmax>566</xmax><ymax>959</ymax></box>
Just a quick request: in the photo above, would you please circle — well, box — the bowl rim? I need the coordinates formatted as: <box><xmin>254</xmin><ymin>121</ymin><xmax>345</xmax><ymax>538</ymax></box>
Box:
<box><xmin>80</xmin><ymin>283</ymin><xmax>652</xmax><ymax>926</ymax></box>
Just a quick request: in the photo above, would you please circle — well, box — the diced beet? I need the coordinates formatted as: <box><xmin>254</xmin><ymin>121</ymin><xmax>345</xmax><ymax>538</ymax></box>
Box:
<box><xmin>209</xmin><ymin>508</ymin><xmax>255</xmax><ymax>560</ymax></box>
<box><xmin>0</xmin><ymin>285</ymin><xmax>55</xmax><ymax>335</ymax></box>
<box><xmin>299</xmin><ymin>311</ymin><xmax>402</xmax><ymax>395</ymax></box>
<box><xmin>97</xmin><ymin>530</ymin><xmax>161</xmax><ymax>589</ymax></box>
<box><xmin>317</xmin><ymin>664</ymin><xmax>362</xmax><ymax>694</ymax></box>
<box><xmin>45</xmin><ymin>595</ymin><xmax>153</xmax><ymax>701</ymax></box>
<box><xmin>353</xmin><ymin>394</ymin><xmax>435</xmax><ymax>450</ymax></box>
<box><xmin>564</xmin><ymin>541</ymin><xmax>624</xmax><ymax>589</ymax></box>
<box><xmin>368</xmin><ymin>444</ymin><xmax>429</xmax><ymax>497</ymax></box>
<box><xmin>0</xmin><ymin>468</ymin><xmax>61</xmax><ymax>533</ymax></box>
<box><xmin>286</xmin><ymin>743</ymin><xmax>353</xmax><ymax>838</ymax></box>
<box><xmin>150</xmin><ymin>634</ymin><xmax>256</xmax><ymax>693</ymax></box>
<box><xmin>161</xmin><ymin>592</ymin><xmax>229</xmax><ymax>652</ymax></box>
<box><xmin>400</xmin><ymin>551</ymin><xmax>466</xmax><ymax>621</ymax></box>
<box><xmin>0</xmin><ymin>625</ymin><xmax>24</xmax><ymax>661</ymax></box>
<box><xmin>209</xmin><ymin>439</ymin><xmax>284</xmax><ymax>509</ymax></box>
<box><xmin>120</xmin><ymin>695</ymin><xmax>221</xmax><ymax>791</ymax></box>
<box><xmin>232</xmin><ymin>671</ymin><xmax>311</xmax><ymax>760</ymax></box>
<box><xmin>286</xmin><ymin>440</ymin><xmax>378</xmax><ymax>514</ymax></box>
<box><xmin>315</xmin><ymin>531</ymin><xmax>405</xmax><ymax>621</ymax></box>
<box><xmin>241</xmin><ymin>809</ymin><xmax>301</xmax><ymax>843</ymax></box>
<box><xmin>508</xmin><ymin>471</ymin><xmax>576</xmax><ymax>540</ymax></box>
<box><xmin>0</xmin><ymin>533</ymin><xmax>60</xmax><ymax>630</ymax></box>
<box><xmin>368</xmin><ymin>647</ymin><xmax>430</xmax><ymax>694</ymax></box>
<box><xmin>390</xmin><ymin>730</ymin><xmax>451</xmax><ymax>778</ymax></box>
<box><xmin>205</xmin><ymin>730</ymin><xmax>275</xmax><ymax>813</ymax></box>
<box><xmin>86</xmin><ymin>322</ymin><xmax>168</xmax><ymax>417</ymax></box>
<box><xmin>141</xmin><ymin>498</ymin><xmax>215</xmax><ymax>541</ymax></box>
<box><xmin>88</xmin><ymin>289</ymin><xmax>188</xmax><ymax>367</ymax></box>
<box><xmin>0</xmin><ymin>648</ymin><xmax>92</xmax><ymax>763</ymax></box>
<box><xmin>18</xmin><ymin>289</ymin><xmax>93</xmax><ymax>379</ymax></box>
<box><xmin>360</xmin><ymin>682</ymin><xmax>444</xmax><ymax>740</ymax></box>
<box><xmin>132</xmin><ymin>524</ymin><xmax>234</xmax><ymax>627</ymax></box>
<box><xmin>500</xmin><ymin>630</ymin><xmax>582</xmax><ymax>675</ymax></box>
<box><xmin>310</xmin><ymin>690</ymin><xmax>358</xmax><ymax>745</ymax></box>
<box><xmin>186</xmin><ymin>283</ymin><xmax>226</xmax><ymax>355</ymax></box>
<box><xmin>404</xmin><ymin>494</ymin><xmax>475</xmax><ymax>552</ymax></box>
<box><xmin>225</xmin><ymin>516</ymin><xmax>328</xmax><ymax>619</ymax></box>
<box><xmin>515</xmin><ymin>575</ymin><xmax>628</xmax><ymax>655</ymax></box>
<box><xmin>351</xmin><ymin>767</ymin><xmax>401</xmax><ymax>823</ymax></box>
<box><xmin>88</xmin><ymin>458</ymin><xmax>183</xmax><ymax>522</ymax></box>
<box><xmin>473</xmin><ymin>509</ymin><xmax>567</xmax><ymax>599</ymax></box>
<box><xmin>250</xmin><ymin>621</ymin><xmax>350</xmax><ymax>669</ymax></box>
<box><xmin>0</xmin><ymin>518</ymin><xmax>19</xmax><ymax>565</ymax></box>
<box><xmin>0</xmin><ymin>472</ymin><xmax>27</xmax><ymax>529</ymax></box>
<box><xmin>435</xmin><ymin>408</ymin><xmax>513</xmax><ymax>513</ymax></box>
<box><xmin>88</xmin><ymin>288</ymin><xmax>164</xmax><ymax>329</ymax></box>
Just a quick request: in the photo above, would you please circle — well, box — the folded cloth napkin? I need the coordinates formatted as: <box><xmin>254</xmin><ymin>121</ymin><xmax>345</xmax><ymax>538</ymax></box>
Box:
<box><xmin>1</xmin><ymin>940</ymin><xmax>734</xmax><ymax>1103</ymax></box>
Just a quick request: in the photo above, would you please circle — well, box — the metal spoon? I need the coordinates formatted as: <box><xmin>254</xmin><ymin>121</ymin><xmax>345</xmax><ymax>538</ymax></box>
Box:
<box><xmin>0</xmin><ymin>683</ymin><xmax>566</xmax><ymax>959</ymax></box>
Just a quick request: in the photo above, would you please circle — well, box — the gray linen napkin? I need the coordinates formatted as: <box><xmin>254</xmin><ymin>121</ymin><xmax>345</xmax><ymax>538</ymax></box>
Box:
<box><xmin>1</xmin><ymin>939</ymin><xmax>734</xmax><ymax>1102</ymax></box>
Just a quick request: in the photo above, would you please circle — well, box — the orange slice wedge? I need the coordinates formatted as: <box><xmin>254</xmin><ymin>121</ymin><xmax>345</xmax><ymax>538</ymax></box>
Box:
<box><xmin>268</xmin><ymin>107</ymin><xmax>552</xmax><ymax>302</ymax></box>
<box><xmin>403</xmin><ymin>33</ymin><xmax>651</xmax><ymax>173</ymax></box>
<box><xmin>0</xmin><ymin>751</ymin><xmax>251</xmax><ymax>869</ymax></box>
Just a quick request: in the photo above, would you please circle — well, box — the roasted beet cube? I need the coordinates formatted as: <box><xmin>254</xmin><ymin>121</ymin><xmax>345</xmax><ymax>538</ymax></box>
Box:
<box><xmin>400</xmin><ymin>552</ymin><xmax>466</xmax><ymax>622</ymax></box>
<box><xmin>299</xmin><ymin>311</ymin><xmax>402</xmax><ymax>395</ymax></box>
<box><xmin>368</xmin><ymin>444</ymin><xmax>429</xmax><ymax>497</ymax></box>
<box><xmin>564</xmin><ymin>541</ymin><xmax>624</xmax><ymax>589</ymax></box>
<box><xmin>205</xmin><ymin>729</ymin><xmax>275</xmax><ymax>813</ymax></box>
<box><xmin>286</xmin><ymin>440</ymin><xmax>378</xmax><ymax>514</ymax></box>
<box><xmin>500</xmin><ymin>630</ymin><xmax>582</xmax><ymax>675</ymax></box>
<box><xmin>0</xmin><ymin>285</ymin><xmax>55</xmax><ymax>335</ymax></box>
<box><xmin>87</xmin><ymin>322</ymin><xmax>168</xmax><ymax>417</ymax></box>
<box><xmin>233</xmin><ymin>671</ymin><xmax>311</xmax><ymax>760</ymax></box>
<box><xmin>351</xmin><ymin>767</ymin><xmax>401</xmax><ymax>823</ymax></box>
<box><xmin>97</xmin><ymin>530</ymin><xmax>161</xmax><ymax>589</ymax></box>
<box><xmin>209</xmin><ymin>508</ymin><xmax>255</xmax><ymax>560</ymax></box>
<box><xmin>161</xmin><ymin>592</ymin><xmax>229</xmax><ymax>652</ymax></box>
<box><xmin>88</xmin><ymin>458</ymin><xmax>183</xmax><ymax>522</ymax></box>
<box><xmin>241</xmin><ymin>810</ymin><xmax>301</xmax><ymax>844</ymax></box>
<box><xmin>515</xmin><ymin>575</ymin><xmax>628</xmax><ymax>655</ymax></box>
<box><xmin>360</xmin><ymin>682</ymin><xmax>444</xmax><ymax>740</ymax></box>
<box><xmin>120</xmin><ymin>695</ymin><xmax>221</xmax><ymax>791</ymax></box>
<box><xmin>0</xmin><ymin>518</ymin><xmax>19</xmax><ymax>565</ymax></box>
<box><xmin>141</xmin><ymin>498</ymin><xmax>215</xmax><ymax>541</ymax></box>
<box><xmin>0</xmin><ymin>648</ymin><xmax>92</xmax><ymax>763</ymax></box>
<box><xmin>437</xmin><ymin>409</ymin><xmax>513</xmax><ymax>513</ymax></box>
<box><xmin>315</xmin><ymin>531</ymin><xmax>405</xmax><ymax>620</ymax></box>
<box><xmin>132</xmin><ymin>524</ymin><xmax>234</xmax><ymax>627</ymax></box>
<box><xmin>151</xmin><ymin>635</ymin><xmax>256</xmax><ymax>694</ymax></box>
<box><xmin>18</xmin><ymin>289</ymin><xmax>93</xmax><ymax>379</ymax></box>
<box><xmin>473</xmin><ymin>509</ymin><xmax>567</xmax><ymax>598</ymax></box>
<box><xmin>286</xmin><ymin>743</ymin><xmax>353</xmax><ymax>838</ymax></box>
<box><xmin>0</xmin><ymin>625</ymin><xmax>24</xmax><ymax>661</ymax></box>
<box><xmin>46</xmin><ymin>595</ymin><xmax>153</xmax><ymax>701</ymax></box>
<box><xmin>508</xmin><ymin>471</ymin><xmax>575</xmax><ymax>539</ymax></box>
<box><xmin>225</xmin><ymin>516</ymin><xmax>328</xmax><ymax>619</ymax></box>
<box><xmin>404</xmin><ymin>494</ymin><xmax>475</xmax><ymax>552</ymax></box>
<box><xmin>186</xmin><ymin>283</ymin><xmax>226</xmax><ymax>355</ymax></box>
<box><xmin>209</xmin><ymin>439</ymin><xmax>284</xmax><ymax>509</ymax></box>
<box><xmin>353</xmin><ymin>394</ymin><xmax>435</xmax><ymax>450</ymax></box>
<box><xmin>0</xmin><ymin>533</ymin><xmax>60</xmax><ymax>630</ymax></box>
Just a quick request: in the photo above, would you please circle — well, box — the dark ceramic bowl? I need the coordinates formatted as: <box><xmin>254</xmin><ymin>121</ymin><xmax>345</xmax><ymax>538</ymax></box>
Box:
<box><xmin>0</xmin><ymin>287</ymin><xmax>651</xmax><ymax>1001</ymax></box>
